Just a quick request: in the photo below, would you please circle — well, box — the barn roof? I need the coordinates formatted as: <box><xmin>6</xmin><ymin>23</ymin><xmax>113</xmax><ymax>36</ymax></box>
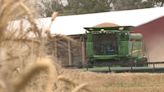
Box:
<box><xmin>37</xmin><ymin>7</ymin><xmax>164</xmax><ymax>35</ymax></box>
<box><xmin>11</xmin><ymin>7</ymin><xmax>164</xmax><ymax>35</ymax></box>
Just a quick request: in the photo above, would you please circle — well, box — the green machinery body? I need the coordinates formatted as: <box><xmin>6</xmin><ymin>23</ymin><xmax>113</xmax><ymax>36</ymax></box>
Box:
<box><xmin>84</xmin><ymin>26</ymin><xmax>147</xmax><ymax>66</ymax></box>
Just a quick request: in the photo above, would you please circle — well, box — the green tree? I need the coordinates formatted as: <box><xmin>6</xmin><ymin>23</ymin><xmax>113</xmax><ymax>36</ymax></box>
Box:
<box><xmin>34</xmin><ymin>0</ymin><xmax>64</xmax><ymax>17</ymax></box>
<box><xmin>112</xmin><ymin>0</ymin><xmax>164</xmax><ymax>11</ymax></box>
<box><xmin>153</xmin><ymin>0</ymin><xmax>164</xmax><ymax>7</ymax></box>
<box><xmin>112</xmin><ymin>0</ymin><xmax>154</xmax><ymax>10</ymax></box>
<box><xmin>64</xmin><ymin>0</ymin><xmax>112</xmax><ymax>15</ymax></box>
<box><xmin>36</xmin><ymin>0</ymin><xmax>164</xmax><ymax>17</ymax></box>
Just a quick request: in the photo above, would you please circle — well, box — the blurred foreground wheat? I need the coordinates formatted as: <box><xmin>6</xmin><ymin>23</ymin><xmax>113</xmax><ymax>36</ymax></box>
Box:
<box><xmin>0</xmin><ymin>0</ymin><xmax>89</xmax><ymax>92</ymax></box>
<box><xmin>1</xmin><ymin>1</ymin><xmax>164</xmax><ymax>92</ymax></box>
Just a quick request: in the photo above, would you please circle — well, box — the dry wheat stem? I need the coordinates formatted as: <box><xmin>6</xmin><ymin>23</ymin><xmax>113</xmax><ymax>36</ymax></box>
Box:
<box><xmin>0</xmin><ymin>79</ymin><xmax>7</xmax><ymax>92</ymax></box>
<box><xmin>2</xmin><ymin>38</ymin><xmax>40</xmax><ymax>45</ymax></box>
<box><xmin>51</xmin><ymin>12</ymin><xmax>58</xmax><ymax>22</ymax></box>
<box><xmin>19</xmin><ymin>2</ymin><xmax>41</xmax><ymax>39</ymax></box>
<box><xmin>48</xmin><ymin>12</ymin><xmax>58</xmax><ymax>29</ymax></box>
<box><xmin>12</xmin><ymin>57</ymin><xmax>58</xmax><ymax>92</ymax></box>
<box><xmin>0</xmin><ymin>0</ymin><xmax>24</xmax><ymax>24</ymax></box>
<box><xmin>57</xmin><ymin>75</ymin><xmax>76</xmax><ymax>86</ymax></box>
<box><xmin>53</xmin><ymin>34</ymin><xmax>76</xmax><ymax>43</ymax></box>
<box><xmin>71</xmin><ymin>83</ymin><xmax>88</xmax><ymax>92</ymax></box>
<box><xmin>45</xmin><ymin>12</ymin><xmax>58</xmax><ymax>39</ymax></box>
<box><xmin>57</xmin><ymin>75</ymin><xmax>91</xmax><ymax>92</ymax></box>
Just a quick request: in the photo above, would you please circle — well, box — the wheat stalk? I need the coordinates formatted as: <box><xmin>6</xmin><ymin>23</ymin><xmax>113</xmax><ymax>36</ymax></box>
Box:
<box><xmin>0</xmin><ymin>79</ymin><xmax>7</xmax><ymax>92</ymax></box>
<box><xmin>11</xmin><ymin>57</ymin><xmax>58</xmax><ymax>92</ymax></box>
<box><xmin>71</xmin><ymin>83</ymin><xmax>88</xmax><ymax>92</ymax></box>
<box><xmin>0</xmin><ymin>0</ymin><xmax>92</xmax><ymax>92</ymax></box>
<box><xmin>19</xmin><ymin>2</ymin><xmax>41</xmax><ymax>39</ymax></box>
<box><xmin>57</xmin><ymin>75</ymin><xmax>91</xmax><ymax>92</ymax></box>
<box><xmin>57</xmin><ymin>75</ymin><xmax>76</xmax><ymax>86</ymax></box>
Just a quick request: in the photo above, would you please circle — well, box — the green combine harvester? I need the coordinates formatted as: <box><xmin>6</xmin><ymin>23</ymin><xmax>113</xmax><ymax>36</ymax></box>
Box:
<box><xmin>64</xmin><ymin>26</ymin><xmax>164</xmax><ymax>72</ymax></box>
<box><xmin>84</xmin><ymin>26</ymin><xmax>148</xmax><ymax>67</ymax></box>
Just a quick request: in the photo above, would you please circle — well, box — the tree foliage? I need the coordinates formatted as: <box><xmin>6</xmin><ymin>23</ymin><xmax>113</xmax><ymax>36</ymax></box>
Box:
<box><xmin>35</xmin><ymin>0</ymin><xmax>164</xmax><ymax>17</ymax></box>
<box><xmin>112</xmin><ymin>0</ymin><xmax>154</xmax><ymax>10</ymax></box>
<box><xmin>64</xmin><ymin>0</ymin><xmax>112</xmax><ymax>14</ymax></box>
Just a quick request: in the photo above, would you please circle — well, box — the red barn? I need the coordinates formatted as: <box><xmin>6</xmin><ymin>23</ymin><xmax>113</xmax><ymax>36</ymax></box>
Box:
<box><xmin>133</xmin><ymin>16</ymin><xmax>164</xmax><ymax>62</ymax></box>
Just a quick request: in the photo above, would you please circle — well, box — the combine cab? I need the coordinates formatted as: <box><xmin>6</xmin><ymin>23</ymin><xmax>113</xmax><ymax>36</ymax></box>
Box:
<box><xmin>84</xmin><ymin>26</ymin><xmax>147</xmax><ymax>67</ymax></box>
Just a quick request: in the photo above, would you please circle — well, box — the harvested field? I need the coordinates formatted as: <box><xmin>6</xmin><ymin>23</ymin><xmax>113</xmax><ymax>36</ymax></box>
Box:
<box><xmin>59</xmin><ymin>69</ymin><xmax>164</xmax><ymax>92</ymax></box>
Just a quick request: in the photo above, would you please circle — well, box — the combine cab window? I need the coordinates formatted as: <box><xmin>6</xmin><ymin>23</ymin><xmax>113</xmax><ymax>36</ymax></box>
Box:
<box><xmin>93</xmin><ymin>33</ymin><xmax>118</xmax><ymax>55</ymax></box>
